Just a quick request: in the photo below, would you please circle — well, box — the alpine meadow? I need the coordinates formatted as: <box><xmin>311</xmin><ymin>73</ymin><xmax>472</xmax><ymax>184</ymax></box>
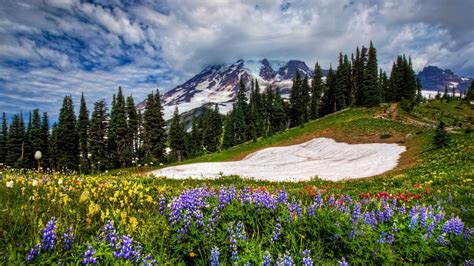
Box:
<box><xmin>0</xmin><ymin>1</ymin><xmax>473</xmax><ymax>265</ymax></box>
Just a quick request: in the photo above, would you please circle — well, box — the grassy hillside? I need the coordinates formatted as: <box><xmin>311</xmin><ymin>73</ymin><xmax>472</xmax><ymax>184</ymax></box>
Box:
<box><xmin>1</xmin><ymin>101</ymin><xmax>472</xmax><ymax>264</ymax></box>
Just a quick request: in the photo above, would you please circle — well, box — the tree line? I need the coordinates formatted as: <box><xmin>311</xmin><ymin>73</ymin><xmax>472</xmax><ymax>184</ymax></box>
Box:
<box><xmin>1</xmin><ymin>41</ymin><xmax>455</xmax><ymax>172</ymax></box>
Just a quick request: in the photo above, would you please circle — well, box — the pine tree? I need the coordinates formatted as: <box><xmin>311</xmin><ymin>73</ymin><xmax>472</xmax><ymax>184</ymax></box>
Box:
<box><xmin>0</xmin><ymin>112</ymin><xmax>7</xmax><ymax>164</ymax></box>
<box><xmin>40</xmin><ymin>112</ymin><xmax>50</xmax><ymax>170</ymax></box>
<box><xmin>335</xmin><ymin>53</ymin><xmax>352</xmax><ymax>109</ymax></box>
<box><xmin>126</xmin><ymin>96</ymin><xmax>139</xmax><ymax>159</ymax></box>
<box><xmin>289</xmin><ymin>71</ymin><xmax>303</xmax><ymax>127</ymax></box>
<box><xmin>466</xmin><ymin>81</ymin><xmax>474</xmax><ymax>101</ymax></box>
<box><xmin>29</xmin><ymin>109</ymin><xmax>42</xmax><ymax>169</ymax></box>
<box><xmin>143</xmin><ymin>90</ymin><xmax>166</xmax><ymax>163</ymax></box>
<box><xmin>78</xmin><ymin>93</ymin><xmax>90</xmax><ymax>173</ymax></box>
<box><xmin>353</xmin><ymin>46</ymin><xmax>368</xmax><ymax>106</ymax></box>
<box><xmin>272</xmin><ymin>88</ymin><xmax>288</xmax><ymax>133</ymax></box>
<box><xmin>321</xmin><ymin>66</ymin><xmax>337</xmax><ymax>115</ymax></box>
<box><xmin>361</xmin><ymin>41</ymin><xmax>380</xmax><ymax>106</ymax></box>
<box><xmin>89</xmin><ymin>100</ymin><xmax>109</xmax><ymax>172</ymax></box>
<box><xmin>49</xmin><ymin>123</ymin><xmax>59</xmax><ymax>171</ymax></box>
<box><xmin>6</xmin><ymin>114</ymin><xmax>24</xmax><ymax>168</ymax></box>
<box><xmin>23</xmin><ymin>112</ymin><xmax>33</xmax><ymax>168</ymax></box>
<box><xmin>234</xmin><ymin>79</ymin><xmax>249</xmax><ymax>144</ymax></box>
<box><xmin>263</xmin><ymin>87</ymin><xmax>274</xmax><ymax>136</ymax></box>
<box><xmin>301</xmin><ymin>75</ymin><xmax>311</xmax><ymax>123</ymax></box>
<box><xmin>169</xmin><ymin>107</ymin><xmax>188</xmax><ymax>161</ymax></box>
<box><xmin>57</xmin><ymin>95</ymin><xmax>79</xmax><ymax>171</ymax></box>
<box><xmin>434</xmin><ymin>121</ymin><xmax>448</xmax><ymax>147</ymax></box>
<box><xmin>203</xmin><ymin>104</ymin><xmax>223</xmax><ymax>152</ymax></box>
<box><xmin>108</xmin><ymin>87</ymin><xmax>129</xmax><ymax>168</ymax></box>
<box><xmin>222</xmin><ymin>111</ymin><xmax>235</xmax><ymax>149</ymax></box>
<box><xmin>310</xmin><ymin>63</ymin><xmax>323</xmax><ymax>119</ymax></box>
<box><xmin>379</xmin><ymin>69</ymin><xmax>389</xmax><ymax>102</ymax></box>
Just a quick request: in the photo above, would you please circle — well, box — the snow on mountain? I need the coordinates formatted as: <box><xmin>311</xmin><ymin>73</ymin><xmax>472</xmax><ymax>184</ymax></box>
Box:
<box><xmin>138</xmin><ymin>59</ymin><xmax>319</xmax><ymax>119</ymax></box>
<box><xmin>417</xmin><ymin>65</ymin><xmax>473</xmax><ymax>92</ymax></box>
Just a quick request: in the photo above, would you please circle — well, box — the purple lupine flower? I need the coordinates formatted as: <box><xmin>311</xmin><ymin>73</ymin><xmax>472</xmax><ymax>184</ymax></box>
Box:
<box><xmin>302</xmin><ymin>249</ymin><xmax>313</xmax><ymax>266</ymax></box>
<box><xmin>158</xmin><ymin>194</ymin><xmax>166</xmax><ymax>216</ymax></box>
<box><xmin>113</xmin><ymin>235</ymin><xmax>136</xmax><ymax>260</ymax></box>
<box><xmin>442</xmin><ymin>217</ymin><xmax>464</xmax><ymax>236</ymax></box>
<box><xmin>288</xmin><ymin>200</ymin><xmax>303</xmax><ymax>219</ymax></box>
<box><xmin>378</xmin><ymin>231</ymin><xmax>387</xmax><ymax>244</ymax></box>
<box><xmin>464</xmin><ymin>228</ymin><xmax>473</xmax><ymax>241</ymax></box>
<box><xmin>103</xmin><ymin>220</ymin><xmax>119</xmax><ymax>248</ymax></box>
<box><xmin>26</xmin><ymin>244</ymin><xmax>41</xmax><ymax>263</ymax></box>
<box><xmin>206</xmin><ymin>207</ymin><xmax>220</xmax><ymax>235</ymax></box>
<box><xmin>210</xmin><ymin>247</ymin><xmax>219</xmax><ymax>266</ymax></box>
<box><xmin>419</xmin><ymin>207</ymin><xmax>427</xmax><ymax>229</ymax></box>
<box><xmin>315</xmin><ymin>193</ymin><xmax>324</xmax><ymax>208</ymax></box>
<box><xmin>277</xmin><ymin>188</ymin><xmax>288</xmax><ymax>204</ymax></box>
<box><xmin>239</xmin><ymin>187</ymin><xmax>252</xmax><ymax>204</ymax></box>
<box><xmin>383</xmin><ymin>205</ymin><xmax>394</xmax><ymax>222</ymax></box>
<box><xmin>62</xmin><ymin>227</ymin><xmax>74</xmax><ymax>251</ymax></box>
<box><xmin>307</xmin><ymin>204</ymin><xmax>315</xmax><ymax>217</ymax></box>
<box><xmin>142</xmin><ymin>255</ymin><xmax>157</xmax><ymax>266</ymax></box>
<box><xmin>349</xmin><ymin>228</ymin><xmax>357</xmax><ymax>240</ymax></box>
<box><xmin>195</xmin><ymin>210</ymin><xmax>204</xmax><ymax>228</ymax></box>
<box><xmin>235</xmin><ymin>221</ymin><xmax>247</xmax><ymax>241</ymax></box>
<box><xmin>398</xmin><ymin>204</ymin><xmax>406</xmax><ymax>215</ymax></box>
<box><xmin>351</xmin><ymin>203</ymin><xmax>361</xmax><ymax>225</ymax></box>
<box><xmin>229</xmin><ymin>235</ymin><xmax>238</xmax><ymax>261</ymax></box>
<box><xmin>464</xmin><ymin>260</ymin><xmax>473</xmax><ymax>266</ymax></box>
<box><xmin>328</xmin><ymin>195</ymin><xmax>335</xmax><ymax>206</ymax></box>
<box><xmin>364</xmin><ymin>211</ymin><xmax>377</xmax><ymax>230</ymax></box>
<box><xmin>262</xmin><ymin>251</ymin><xmax>272</xmax><ymax>266</ymax></box>
<box><xmin>332</xmin><ymin>234</ymin><xmax>340</xmax><ymax>241</ymax></box>
<box><xmin>271</xmin><ymin>219</ymin><xmax>282</xmax><ymax>242</ymax></box>
<box><xmin>436</xmin><ymin>234</ymin><xmax>448</xmax><ymax>246</ymax></box>
<box><xmin>42</xmin><ymin>217</ymin><xmax>57</xmax><ymax>251</ymax></box>
<box><xmin>81</xmin><ymin>246</ymin><xmax>97</xmax><ymax>265</ymax></box>
<box><xmin>338</xmin><ymin>257</ymin><xmax>349</xmax><ymax>266</ymax></box>
<box><xmin>409</xmin><ymin>214</ymin><xmax>418</xmax><ymax>230</ymax></box>
<box><xmin>277</xmin><ymin>253</ymin><xmax>293</xmax><ymax>266</ymax></box>
<box><xmin>251</xmin><ymin>189</ymin><xmax>277</xmax><ymax>211</ymax></box>
<box><xmin>218</xmin><ymin>186</ymin><xmax>236</xmax><ymax>208</ymax></box>
<box><xmin>448</xmin><ymin>194</ymin><xmax>453</xmax><ymax>203</ymax></box>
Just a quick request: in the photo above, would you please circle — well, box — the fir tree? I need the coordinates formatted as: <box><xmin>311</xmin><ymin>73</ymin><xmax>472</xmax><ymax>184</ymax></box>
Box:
<box><xmin>321</xmin><ymin>66</ymin><xmax>337</xmax><ymax>115</ymax></box>
<box><xmin>78</xmin><ymin>93</ymin><xmax>90</xmax><ymax>173</ymax></box>
<box><xmin>143</xmin><ymin>90</ymin><xmax>166</xmax><ymax>163</ymax></box>
<box><xmin>361</xmin><ymin>41</ymin><xmax>380</xmax><ymax>106</ymax></box>
<box><xmin>24</xmin><ymin>112</ymin><xmax>33</xmax><ymax>168</ymax></box>
<box><xmin>379</xmin><ymin>69</ymin><xmax>389</xmax><ymax>102</ymax></box>
<box><xmin>234</xmin><ymin>79</ymin><xmax>249</xmax><ymax>144</ymax></box>
<box><xmin>289</xmin><ymin>71</ymin><xmax>304</xmax><ymax>127</ymax></box>
<box><xmin>40</xmin><ymin>112</ymin><xmax>50</xmax><ymax>170</ymax></box>
<box><xmin>272</xmin><ymin>88</ymin><xmax>288</xmax><ymax>133</ymax></box>
<box><xmin>0</xmin><ymin>112</ymin><xmax>8</xmax><ymax>164</ymax></box>
<box><xmin>108</xmin><ymin>87</ymin><xmax>129</xmax><ymax>167</ymax></box>
<box><xmin>49</xmin><ymin>123</ymin><xmax>59</xmax><ymax>171</ymax></box>
<box><xmin>29</xmin><ymin>109</ymin><xmax>42</xmax><ymax>169</ymax></box>
<box><xmin>89</xmin><ymin>100</ymin><xmax>108</xmax><ymax>172</ymax></box>
<box><xmin>169</xmin><ymin>107</ymin><xmax>188</xmax><ymax>161</ymax></box>
<box><xmin>203</xmin><ymin>104</ymin><xmax>223</xmax><ymax>152</ymax></box>
<box><xmin>126</xmin><ymin>96</ymin><xmax>139</xmax><ymax>159</ymax></box>
<box><xmin>222</xmin><ymin>111</ymin><xmax>235</xmax><ymax>149</ymax></box>
<box><xmin>301</xmin><ymin>75</ymin><xmax>311</xmax><ymax>123</ymax></box>
<box><xmin>310</xmin><ymin>63</ymin><xmax>323</xmax><ymax>119</ymax></box>
<box><xmin>466</xmin><ymin>81</ymin><xmax>474</xmax><ymax>101</ymax></box>
<box><xmin>335</xmin><ymin>53</ymin><xmax>352</xmax><ymax>109</ymax></box>
<box><xmin>434</xmin><ymin>121</ymin><xmax>448</xmax><ymax>147</ymax></box>
<box><xmin>56</xmin><ymin>95</ymin><xmax>79</xmax><ymax>171</ymax></box>
<box><xmin>6</xmin><ymin>114</ymin><xmax>24</xmax><ymax>168</ymax></box>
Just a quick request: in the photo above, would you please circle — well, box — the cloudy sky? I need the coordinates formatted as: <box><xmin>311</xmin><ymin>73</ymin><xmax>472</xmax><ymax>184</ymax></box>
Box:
<box><xmin>1</xmin><ymin>0</ymin><xmax>473</xmax><ymax>120</ymax></box>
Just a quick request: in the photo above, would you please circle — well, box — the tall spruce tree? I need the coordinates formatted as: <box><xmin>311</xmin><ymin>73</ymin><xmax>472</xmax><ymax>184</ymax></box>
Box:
<box><xmin>108</xmin><ymin>87</ymin><xmax>129</xmax><ymax>167</ymax></box>
<box><xmin>29</xmin><ymin>109</ymin><xmax>42</xmax><ymax>169</ymax></box>
<box><xmin>41</xmin><ymin>112</ymin><xmax>49</xmax><ymax>170</ymax></box>
<box><xmin>321</xmin><ymin>66</ymin><xmax>337</xmax><ymax>115</ymax></box>
<box><xmin>89</xmin><ymin>100</ymin><xmax>108</xmax><ymax>172</ymax></box>
<box><xmin>126</xmin><ymin>96</ymin><xmax>139</xmax><ymax>159</ymax></box>
<box><xmin>24</xmin><ymin>112</ymin><xmax>33</xmax><ymax>168</ymax></box>
<box><xmin>466</xmin><ymin>81</ymin><xmax>474</xmax><ymax>101</ymax></box>
<box><xmin>301</xmin><ymin>75</ymin><xmax>311</xmax><ymax>123</ymax></box>
<box><xmin>234</xmin><ymin>79</ymin><xmax>249</xmax><ymax>144</ymax></box>
<box><xmin>310</xmin><ymin>63</ymin><xmax>324</xmax><ymax>119</ymax></box>
<box><xmin>335</xmin><ymin>53</ymin><xmax>352</xmax><ymax>109</ymax></box>
<box><xmin>203</xmin><ymin>104</ymin><xmax>222</xmax><ymax>152</ymax></box>
<box><xmin>0</xmin><ymin>112</ymin><xmax>7</xmax><ymax>164</ymax></box>
<box><xmin>222</xmin><ymin>111</ymin><xmax>235</xmax><ymax>149</ymax></box>
<box><xmin>169</xmin><ymin>107</ymin><xmax>188</xmax><ymax>161</ymax></box>
<box><xmin>143</xmin><ymin>90</ymin><xmax>166</xmax><ymax>163</ymax></box>
<box><xmin>263</xmin><ymin>87</ymin><xmax>275</xmax><ymax>136</ymax></box>
<box><xmin>78</xmin><ymin>93</ymin><xmax>90</xmax><ymax>173</ymax></box>
<box><xmin>361</xmin><ymin>41</ymin><xmax>380</xmax><ymax>106</ymax></box>
<box><xmin>57</xmin><ymin>95</ymin><xmax>79</xmax><ymax>171</ymax></box>
<box><xmin>49</xmin><ymin>123</ymin><xmax>59</xmax><ymax>170</ymax></box>
<box><xmin>6</xmin><ymin>114</ymin><xmax>23</xmax><ymax>167</ymax></box>
<box><xmin>289</xmin><ymin>71</ymin><xmax>304</xmax><ymax>127</ymax></box>
<box><xmin>272</xmin><ymin>88</ymin><xmax>288</xmax><ymax>133</ymax></box>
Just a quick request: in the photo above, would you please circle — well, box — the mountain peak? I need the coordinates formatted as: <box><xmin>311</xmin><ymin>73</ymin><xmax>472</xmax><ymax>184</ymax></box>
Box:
<box><xmin>417</xmin><ymin>65</ymin><xmax>472</xmax><ymax>91</ymax></box>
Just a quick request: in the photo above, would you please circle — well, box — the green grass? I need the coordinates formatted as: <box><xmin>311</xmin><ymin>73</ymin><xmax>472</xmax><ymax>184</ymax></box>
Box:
<box><xmin>410</xmin><ymin>99</ymin><xmax>474</xmax><ymax>129</ymax></box>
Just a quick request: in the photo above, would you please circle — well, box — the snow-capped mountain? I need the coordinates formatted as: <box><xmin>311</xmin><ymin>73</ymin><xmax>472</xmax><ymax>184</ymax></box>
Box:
<box><xmin>417</xmin><ymin>66</ymin><xmax>473</xmax><ymax>92</ymax></box>
<box><xmin>138</xmin><ymin>59</ymin><xmax>317</xmax><ymax>119</ymax></box>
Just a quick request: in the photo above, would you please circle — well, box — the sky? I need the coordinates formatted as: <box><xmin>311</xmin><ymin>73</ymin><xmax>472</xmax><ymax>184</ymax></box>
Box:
<box><xmin>0</xmin><ymin>0</ymin><xmax>473</xmax><ymax>120</ymax></box>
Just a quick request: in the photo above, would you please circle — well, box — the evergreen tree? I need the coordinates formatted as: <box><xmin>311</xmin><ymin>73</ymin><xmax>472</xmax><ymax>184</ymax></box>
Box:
<box><xmin>353</xmin><ymin>46</ymin><xmax>368</xmax><ymax>106</ymax></box>
<box><xmin>24</xmin><ymin>112</ymin><xmax>33</xmax><ymax>168</ymax></box>
<box><xmin>0</xmin><ymin>112</ymin><xmax>7</xmax><ymax>164</ymax></box>
<box><xmin>108</xmin><ymin>87</ymin><xmax>129</xmax><ymax>168</ymax></box>
<box><xmin>272</xmin><ymin>88</ymin><xmax>288</xmax><ymax>133</ymax></box>
<box><xmin>335</xmin><ymin>53</ymin><xmax>352</xmax><ymax>109</ymax></box>
<box><xmin>321</xmin><ymin>66</ymin><xmax>337</xmax><ymax>115</ymax></box>
<box><xmin>263</xmin><ymin>87</ymin><xmax>274</xmax><ymax>136</ymax></box>
<box><xmin>248</xmin><ymin>80</ymin><xmax>265</xmax><ymax>140</ymax></box>
<box><xmin>361</xmin><ymin>41</ymin><xmax>380</xmax><ymax>106</ymax></box>
<box><xmin>143</xmin><ymin>90</ymin><xmax>166</xmax><ymax>163</ymax></box>
<box><xmin>169</xmin><ymin>107</ymin><xmax>188</xmax><ymax>161</ymax></box>
<box><xmin>289</xmin><ymin>71</ymin><xmax>304</xmax><ymax>127</ymax></box>
<box><xmin>203</xmin><ymin>104</ymin><xmax>223</xmax><ymax>152</ymax></box>
<box><xmin>388</xmin><ymin>55</ymin><xmax>418</xmax><ymax>102</ymax></box>
<box><xmin>126</xmin><ymin>96</ymin><xmax>139</xmax><ymax>159</ymax></box>
<box><xmin>234</xmin><ymin>79</ymin><xmax>249</xmax><ymax>144</ymax></box>
<box><xmin>466</xmin><ymin>81</ymin><xmax>474</xmax><ymax>101</ymax></box>
<box><xmin>89</xmin><ymin>100</ymin><xmax>109</xmax><ymax>172</ymax></box>
<box><xmin>78</xmin><ymin>93</ymin><xmax>90</xmax><ymax>173</ymax></box>
<box><xmin>379</xmin><ymin>69</ymin><xmax>389</xmax><ymax>102</ymax></box>
<box><xmin>29</xmin><ymin>109</ymin><xmax>42</xmax><ymax>169</ymax></box>
<box><xmin>301</xmin><ymin>75</ymin><xmax>311</xmax><ymax>123</ymax></box>
<box><xmin>49</xmin><ymin>123</ymin><xmax>59</xmax><ymax>171</ymax></box>
<box><xmin>56</xmin><ymin>95</ymin><xmax>79</xmax><ymax>171</ymax></box>
<box><xmin>6</xmin><ymin>114</ymin><xmax>24</xmax><ymax>168</ymax></box>
<box><xmin>40</xmin><ymin>112</ymin><xmax>49</xmax><ymax>170</ymax></box>
<box><xmin>222</xmin><ymin>111</ymin><xmax>235</xmax><ymax>149</ymax></box>
<box><xmin>434</xmin><ymin>121</ymin><xmax>448</xmax><ymax>147</ymax></box>
<box><xmin>310</xmin><ymin>63</ymin><xmax>324</xmax><ymax>119</ymax></box>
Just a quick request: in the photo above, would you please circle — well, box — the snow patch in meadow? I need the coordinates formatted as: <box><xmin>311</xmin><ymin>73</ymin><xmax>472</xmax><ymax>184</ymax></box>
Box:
<box><xmin>152</xmin><ymin>138</ymin><xmax>406</xmax><ymax>182</ymax></box>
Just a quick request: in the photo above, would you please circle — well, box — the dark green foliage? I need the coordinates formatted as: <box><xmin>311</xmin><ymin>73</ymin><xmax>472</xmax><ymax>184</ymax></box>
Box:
<box><xmin>126</xmin><ymin>96</ymin><xmax>139</xmax><ymax>159</ymax></box>
<box><xmin>321</xmin><ymin>66</ymin><xmax>336</xmax><ymax>115</ymax></box>
<box><xmin>353</xmin><ymin>46</ymin><xmax>368</xmax><ymax>106</ymax></box>
<box><xmin>143</xmin><ymin>90</ymin><xmax>166</xmax><ymax>163</ymax></box>
<box><xmin>272</xmin><ymin>88</ymin><xmax>288</xmax><ymax>133</ymax></box>
<box><xmin>23</xmin><ymin>112</ymin><xmax>33</xmax><ymax>168</ymax></box>
<box><xmin>379</xmin><ymin>69</ymin><xmax>389</xmax><ymax>102</ymax></box>
<box><xmin>289</xmin><ymin>71</ymin><xmax>306</xmax><ymax>127</ymax></box>
<box><xmin>400</xmin><ymin>98</ymin><xmax>417</xmax><ymax>112</ymax></box>
<box><xmin>249</xmin><ymin>80</ymin><xmax>265</xmax><ymax>140</ymax></box>
<box><xmin>234</xmin><ymin>79</ymin><xmax>249</xmax><ymax>144</ymax></box>
<box><xmin>466</xmin><ymin>81</ymin><xmax>474</xmax><ymax>101</ymax></box>
<box><xmin>77</xmin><ymin>93</ymin><xmax>90</xmax><ymax>173</ymax></box>
<box><xmin>49</xmin><ymin>123</ymin><xmax>59</xmax><ymax>171</ymax></box>
<box><xmin>434</xmin><ymin>121</ymin><xmax>448</xmax><ymax>147</ymax></box>
<box><xmin>361</xmin><ymin>41</ymin><xmax>380</xmax><ymax>106</ymax></box>
<box><xmin>335</xmin><ymin>53</ymin><xmax>352</xmax><ymax>109</ymax></box>
<box><xmin>6</xmin><ymin>114</ymin><xmax>24</xmax><ymax>168</ymax></box>
<box><xmin>310</xmin><ymin>63</ymin><xmax>323</xmax><ymax>119</ymax></box>
<box><xmin>300</xmin><ymin>76</ymin><xmax>311</xmax><ymax>122</ymax></box>
<box><xmin>222</xmin><ymin>111</ymin><xmax>235</xmax><ymax>149</ymax></box>
<box><xmin>108</xmin><ymin>87</ymin><xmax>129</xmax><ymax>168</ymax></box>
<box><xmin>388</xmin><ymin>55</ymin><xmax>418</xmax><ymax>102</ymax></box>
<box><xmin>168</xmin><ymin>107</ymin><xmax>188</xmax><ymax>162</ymax></box>
<box><xmin>29</xmin><ymin>109</ymin><xmax>43</xmax><ymax>169</ymax></box>
<box><xmin>89</xmin><ymin>100</ymin><xmax>108</xmax><ymax>172</ymax></box>
<box><xmin>189</xmin><ymin>116</ymin><xmax>205</xmax><ymax>156</ymax></box>
<box><xmin>56</xmin><ymin>96</ymin><xmax>79</xmax><ymax>171</ymax></box>
<box><xmin>40</xmin><ymin>112</ymin><xmax>50</xmax><ymax>170</ymax></box>
<box><xmin>0</xmin><ymin>113</ymin><xmax>8</xmax><ymax>164</ymax></box>
<box><xmin>203</xmin><ymin>104</ymin><xmax>223</xmax><ymax>152</ymax></box>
